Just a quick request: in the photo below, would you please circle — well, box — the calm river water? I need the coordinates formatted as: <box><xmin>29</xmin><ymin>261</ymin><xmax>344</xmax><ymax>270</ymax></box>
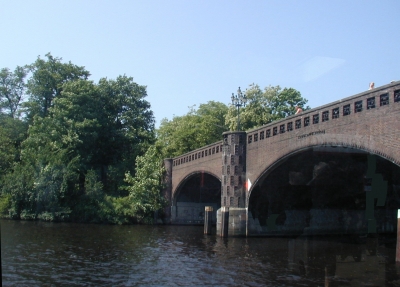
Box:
<box><xmin>2</xmin><ymin>219</ymin><xmax>400</xmax><ymax>286</ymax></box>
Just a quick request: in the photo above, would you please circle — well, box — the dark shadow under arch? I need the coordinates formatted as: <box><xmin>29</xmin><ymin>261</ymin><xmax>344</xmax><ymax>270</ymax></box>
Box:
<box><xmin>247</xmin><ymin>145</ymin><xmax>400</xmax><ymax>236</ymax></box>
<box><xmin>172</xmin><ymin>171</ymin><xmax>221</xmax><ymax>224</ymax></box>
<box><xmin>249</xmin><ymin>144</ymin><xmax>400</xmax><ymax>202</ymax></box>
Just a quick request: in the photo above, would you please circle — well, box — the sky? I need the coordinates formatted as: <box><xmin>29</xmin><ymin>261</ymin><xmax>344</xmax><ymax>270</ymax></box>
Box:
<box><xmin>1</xmin><ymin>0</ymin><xmax>399</xmax><ymax>127</ymax></box>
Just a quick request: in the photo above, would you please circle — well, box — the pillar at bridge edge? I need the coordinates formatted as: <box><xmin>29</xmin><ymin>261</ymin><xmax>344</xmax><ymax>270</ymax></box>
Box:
<box><xmin>221</xmin><ymin>131</ymin><xmax>247</xmax><ymax>208</ymax></box>
<box><xmin>217</xmin><ymin>131</ymin><xmax>247</xmax><ymax>236</ymax></box>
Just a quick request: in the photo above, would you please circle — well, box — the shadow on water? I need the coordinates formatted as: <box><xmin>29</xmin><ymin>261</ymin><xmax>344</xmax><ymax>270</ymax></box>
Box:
<box><xmin>2</xmin><ymin>220</ymin><xmax>400</xmax><ymax>286</ymax></box>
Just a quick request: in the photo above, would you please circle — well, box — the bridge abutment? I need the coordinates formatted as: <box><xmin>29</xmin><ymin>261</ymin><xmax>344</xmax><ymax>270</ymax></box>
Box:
<box><xmin>216</xmin><ymin>207</ymin><xmax>247</xmax><ymax>236</ymax></box>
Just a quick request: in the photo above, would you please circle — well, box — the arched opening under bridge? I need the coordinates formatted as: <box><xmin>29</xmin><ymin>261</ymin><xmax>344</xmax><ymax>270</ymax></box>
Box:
<box><xmin>172</xmin><ymin>172</ymin><xmax>221</xmax><ymax>224</ymax></box>
<box><xmin>248</xmin><ymin>146</ymin><xmax>400</xmax><ymax>236</ymax></box>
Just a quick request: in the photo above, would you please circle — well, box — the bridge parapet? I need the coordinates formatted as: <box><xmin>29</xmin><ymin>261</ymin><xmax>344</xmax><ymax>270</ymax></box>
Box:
<box><xmin>245</xmin><ymin>81</ymin><xmax>400</xmax><ymax>195</ymax></box>
<box><xmin>246</xmin><ymin>82</ymin><xmax>400</xmax><ymax>147</ymax></box>
<box><xmin>172</xmin><ymin>140</ymin><xmax>223</xmax><ymax>169</ymax></box>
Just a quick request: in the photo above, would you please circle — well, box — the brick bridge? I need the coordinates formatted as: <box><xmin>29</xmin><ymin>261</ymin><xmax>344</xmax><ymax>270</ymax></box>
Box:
<box><xmin>163</xmin><ymin>82</ymin><xmax>400</xmax><ymax>236</ymax></box>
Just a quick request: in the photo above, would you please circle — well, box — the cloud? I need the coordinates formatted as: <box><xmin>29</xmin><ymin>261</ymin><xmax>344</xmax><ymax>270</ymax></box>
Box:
<box><xmin>297</xmin><ymin>56</ymin><xmax>346</xmax><ymax>82</ymax></box>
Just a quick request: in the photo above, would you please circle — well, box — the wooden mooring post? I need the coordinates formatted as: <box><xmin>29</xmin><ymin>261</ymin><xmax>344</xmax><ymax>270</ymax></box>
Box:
<box><xmin>204</xmin><ymin>206</ymin><xmax>213</xmax><ymax>235</ymax></box>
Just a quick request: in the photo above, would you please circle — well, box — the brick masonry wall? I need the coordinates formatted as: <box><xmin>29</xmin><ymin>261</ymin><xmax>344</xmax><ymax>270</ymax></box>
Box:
<box><xmin>170</xmin><ymin>82</ymin><xmax>400</xmax><ymax>207</ymax></box>
<box><xmin>246</xmin><ymin>82</ymin><xmax>400</xmax><ymax>202</ymax></box>
<box><xmin>170</xmin><ymin>141</ymin><xmax>223</xmax><ymax>203</ymax></box>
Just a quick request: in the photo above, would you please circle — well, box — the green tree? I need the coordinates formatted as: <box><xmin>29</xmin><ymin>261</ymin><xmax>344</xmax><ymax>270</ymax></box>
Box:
<box><xmin>6</xmin><ymin>74</ymin><xmax>155</xmax><ymax>221</ymax></box>
<box><xmin>0</xmin><ymin>117</ymin><xmax>28</xmax><ymax>208</ymax></box>
<box><xmin>226</xmin><ymin>84</ymin><xmax>309</xmax><ymax>131</ymax></box>
<box><xmin>0</xmin><ymin>125</ymin><xmax>16</xmax><ymax>177</ymax></box>
<box><xmin>25</xmin><ymin>75</ymin><xmax>155</xmax><ymax>193</ymax></box>
<box><xmin>196</xmin><ymin>101</ymin><xmax>229</xmax><ymax>141</ymax></box>
<box><xmin>1</xmin><ymin>114</ymin><xmax>79</xmax><ymax>220</ymax></box>
<box><xmin>0</xmin><ymin>56</ymin><xmax>156</xmax><ymax>222</ymax></box>
<box><xmin>124</xmin><ymin>145</ymin><xmax>166</xmax><ymax>223</ymax></box>
<box><xmin>1</xmin><ymin>150</ymin><xmax>78</xmax><ymax>220</ymax></box>
<box><xmin>0</xmin><ymin>66</ymin><xmax>28</xmax><ymax>118</ymax></box>
<box><xmin>157</xmin><ymin>101</ymin><xmax>228</xmax><ymax>157</ymax></box>
<box><xmin>30</xmin><ymin>160</ymin><xmax>75</xmax><ymax>221</ymax></box>
<box><xmin>0</xmin><ymin>116</ymin><xmax>28</xmax><ymax>217</ymax></box>
<box><xmin>0</xmin><ymin>162</ymin><xmax>35</xmax><ymax>218</ymax></box>
<box><xmin>268</xmin><ymin>87</ymin><xmax>308</xmax><ymax>120</ymax></box>
<box><xmin>25</xmin><ymin>53</ymin><xmax>90</xmax><ymax>121</ymax></box>
<box><xmin>0</xmin><ymin>118</ymin><xmax>26</xmax><ymax>175</ymax></box>
<box><xmin>96</xmin><ymin>75</ymin><xmax>155</xmax><ymax>190</ymax></box>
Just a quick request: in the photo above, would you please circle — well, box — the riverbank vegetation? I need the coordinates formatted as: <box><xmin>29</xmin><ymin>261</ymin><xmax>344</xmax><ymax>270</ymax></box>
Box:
<box><xmin>0</xmin><ymin>54</ymin><xmax>309</xmax><ymax>224</ymax></box>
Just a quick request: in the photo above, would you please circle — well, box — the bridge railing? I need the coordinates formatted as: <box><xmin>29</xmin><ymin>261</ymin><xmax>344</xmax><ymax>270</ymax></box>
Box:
<box><xmin>172</xmin><ymin>140</ymin><xmax>223</xmax><ymax>168</ymax></box>
<box><xmin>246</xmin><ymin>82</ymin><xmax>400</xmax><ymax>145</ymax></box>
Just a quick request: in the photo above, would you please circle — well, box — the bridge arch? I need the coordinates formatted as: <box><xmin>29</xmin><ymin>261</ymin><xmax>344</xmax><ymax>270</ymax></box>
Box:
<box><xmin>173</xmin><ymin>170</ymin><xmax>221</xmax><ymax>205</ymax></box>
<box><xmin>171</xmin><ymin>171</ymin><xmax>221</xmax><ymax>224</ymax></box>
<box><xmin>247</xmin><ymin>142</ymin><xmax>400</xmax><ymax>235</ymax></box>
<box><xmin>248</xmin><ymin>139</ymin><xmax>400</xmax><ymax>201</ymax></box>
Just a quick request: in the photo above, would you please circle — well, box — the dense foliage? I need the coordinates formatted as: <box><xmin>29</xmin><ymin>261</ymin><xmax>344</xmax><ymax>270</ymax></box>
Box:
<box><xmin>0</xmin><ymin>54</ymin><xmax>158</xmax><ymax>223</ymax></box>
<box><xmin>124</xmin><ymin>145</ymin><xmax>167</xmax><ymax>223</ymax></box>
<box><xmin>157</xmin><ymin>101</ymin><xmax>229</xmax><ymax>158</ymax></box>
<box><xmin>0</xmin><ymin>54</ymin><xmax>309</xmax><ymax>224</ymax></box>
<box><xmin>225</xmin><ymin>84</ymin><xmax>309</xmax><ymax>131</ymax></box>
<box><xmin>0</xmin><ymin>66</ymin><xmax>28</xmax><ymax>118</ymax></box>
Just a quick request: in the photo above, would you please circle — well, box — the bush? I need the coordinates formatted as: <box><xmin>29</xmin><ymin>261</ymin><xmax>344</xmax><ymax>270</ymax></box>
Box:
<box><xmin>0</xmin><ymin>194</ymin><xmax>11</xmax><ymax>217</ymax></box>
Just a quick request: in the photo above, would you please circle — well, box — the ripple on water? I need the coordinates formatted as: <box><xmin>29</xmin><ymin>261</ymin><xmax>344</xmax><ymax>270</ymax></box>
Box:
<box><xmin>2</xmin><ymin>221</ymin><xmax>399</xmax><ymax>286</ymax></box>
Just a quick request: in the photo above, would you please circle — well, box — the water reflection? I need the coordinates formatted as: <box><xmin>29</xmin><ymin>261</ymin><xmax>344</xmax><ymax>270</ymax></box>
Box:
<box><xmin>1</xmin><ymin>220</ymin><xmax>400</xmax><ymax>286</ymax></box>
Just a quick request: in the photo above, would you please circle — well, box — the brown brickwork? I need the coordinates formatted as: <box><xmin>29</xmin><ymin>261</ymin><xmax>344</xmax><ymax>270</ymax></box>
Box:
<box><xmin>168</xmin><ymin>82</ymin><xmax>400</xmax><ymax>211</ymax></box>
<box><xmin>170</xmin><ymin>141</ymin><xmax>223</xmax><ymax>204</ymax></box>
<box><xmin>221</xmin><ymin>131</ymin><xmax>246</xmax><ymax>208</ymax></box>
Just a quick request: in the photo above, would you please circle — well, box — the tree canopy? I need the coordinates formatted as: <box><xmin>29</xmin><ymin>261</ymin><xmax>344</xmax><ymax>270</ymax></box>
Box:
<box><xmin>225</xmin><ymin>84</ymin><xmax>309</xmax><ymax>131</ymax></box>
<box><xmin>25</xmin><ymin>53</ymin><xmax>90</xmax><ymax>121</ymax></box>
<box><xmin>0</xmin><ymin>54</ymin><xmax>156</xmax><ymax>222</ymax></box>
<box><xmin>0</xmin><ymin>66</ymin><xmax>28</xmax><ymax>118</ymax></box>
<box><xmin>157</xmin><ymin>101</ymin><xmax>229</xmax><ymax>158</ymax></box>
